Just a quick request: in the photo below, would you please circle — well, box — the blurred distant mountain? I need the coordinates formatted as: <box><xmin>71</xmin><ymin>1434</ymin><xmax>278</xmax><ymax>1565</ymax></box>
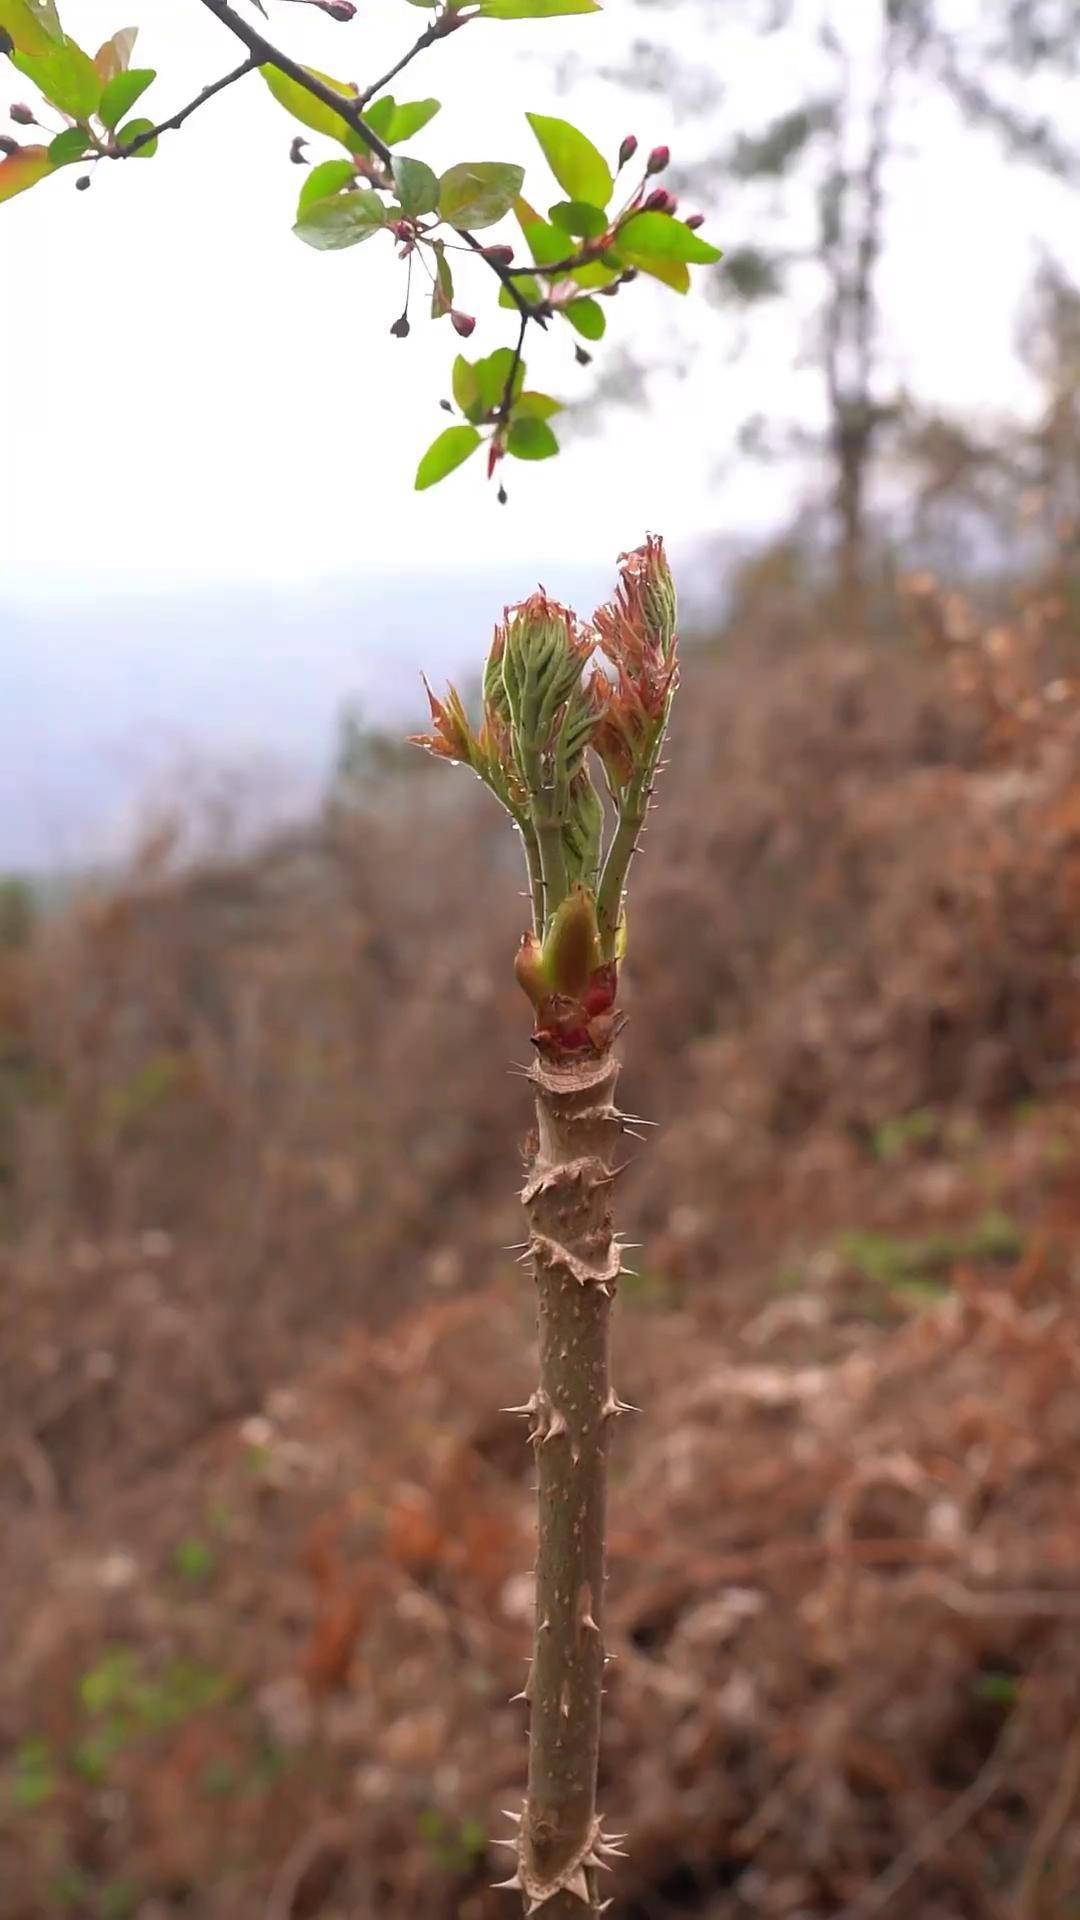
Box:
<box><xmin>0</xmin><ymin>550</ymin><xmax>737</xmax><ymax>874</ymax></box>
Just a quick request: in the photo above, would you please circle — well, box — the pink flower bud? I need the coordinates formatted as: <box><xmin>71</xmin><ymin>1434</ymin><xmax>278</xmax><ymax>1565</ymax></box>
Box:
<box><xmin>10</xmin><ymin>103</ymin><xmax>34</xmax><ymax>126</ymax></box>
<box><xmin>389</xmin><ymin>314</ymin><xmax>410</xmax><ymax>338</ymax></box>
<box><xmin>482</xmin><ymin>244</ymin><xmax>514</xmax><ymax>266</ymax></box>
<box><xmin>451</xmin><ymin>309</ymin><xmax>476</xmax><ymax>338</ymax></box>
<box><xmin>574</xmin><ymin>344</ymin><xmax>592</xmax><ymax>367</ymax></box>
<box><xmin>646</xmin><ymin>144</ymin><xmax>670</xmax><ymax>175</ymax></box>
<box><xmin>618</xmin><ymin>134</ymin><xmax>638</xmax><ymax>169</ymax></box>
<box><xmin>0</xmin><ymin>134</ymin><xmax>17</xmax><ymax>155</ymax></box>
<box><xmin>685</xmin><ymin>212</ymin><xmax>705</xmax><ymax>230</ymax></box>
<box><xmin>644</xmin><ymin>187</ymin><xmax>677</xmax><ymax>213</ymax></box>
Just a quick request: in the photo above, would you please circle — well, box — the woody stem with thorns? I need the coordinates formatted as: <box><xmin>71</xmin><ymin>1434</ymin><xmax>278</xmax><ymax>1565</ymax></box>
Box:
<box><xmin>412</xmin><ymin>538</ymin><xmax>678</xmax><ymax>1917</ymax></box>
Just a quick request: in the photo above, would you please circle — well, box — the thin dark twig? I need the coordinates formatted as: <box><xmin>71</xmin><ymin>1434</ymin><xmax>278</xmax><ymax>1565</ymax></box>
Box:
<box><xmin>356</xmin><ymin>17</ymin><xmax>449</xmax><ymax>108</ymax></box>
<box><xmin>497</xmin><ymin>307</ymin><xmax>529</xmax><ymax>429</ymax></box>
<box><xmin>196</xmin><ymin>0</ymin><xmax>396</xmax><ymax>165</ymax></box>
<box><xmin>115</xmin><ymin>54</ymin><xmax>259</xmax><ymax>156</ymax></box>
<box><xmin>195</xmin><ymin>0</ymin><xmax>542</xmax><ymax>326</ymax></box>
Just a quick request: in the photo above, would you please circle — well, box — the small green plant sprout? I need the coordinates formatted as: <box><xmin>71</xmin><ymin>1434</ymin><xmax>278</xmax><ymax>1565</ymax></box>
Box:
<box><xmin>0</xmin><ymin>2</ymin><xmax>721</xmax><ymax>497</ymax></box>
<box><xmin>412</xmin><ymin>535</ymin><xmax>677</xmax><ymax>1917</ymax></box>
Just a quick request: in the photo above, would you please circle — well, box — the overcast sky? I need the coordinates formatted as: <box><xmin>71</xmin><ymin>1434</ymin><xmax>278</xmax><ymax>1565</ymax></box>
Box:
<box><xmin>2</xmin><ymin>0</ymin><xmax>1075</xmax><ymax>595</ymax></box>
<box><xmin>0</xmin><ymin>0</ymin><xmax>1076</xmax><ymax>864</ymax></box>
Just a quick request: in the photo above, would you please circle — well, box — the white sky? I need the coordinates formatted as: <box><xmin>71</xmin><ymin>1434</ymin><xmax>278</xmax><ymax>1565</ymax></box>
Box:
<box><xmin>1</xmin><ymin>0</ymin><xmax>1076</xmax><ymax>597</ymax></box>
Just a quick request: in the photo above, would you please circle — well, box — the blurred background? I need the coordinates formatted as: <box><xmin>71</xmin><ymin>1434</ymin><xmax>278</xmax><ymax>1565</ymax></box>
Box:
<box><xmin>3</xmin><ymin>2</ymin><xmax>1080</xmax><ymax>1917</ymax></box>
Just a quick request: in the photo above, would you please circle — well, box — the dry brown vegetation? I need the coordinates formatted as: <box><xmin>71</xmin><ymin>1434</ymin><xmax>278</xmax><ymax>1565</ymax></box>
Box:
<box><xmin>2</xmin><ymin>576</ymin><xmax>1080</xmax><ymax>1920</ymax></box>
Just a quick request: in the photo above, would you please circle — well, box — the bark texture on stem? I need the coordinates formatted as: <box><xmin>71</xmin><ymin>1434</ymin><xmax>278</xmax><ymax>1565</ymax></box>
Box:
<box><xmin>509</xmin><ymin>1049</ymin><xmax>627</xmax><ymax>1917</ymax></box>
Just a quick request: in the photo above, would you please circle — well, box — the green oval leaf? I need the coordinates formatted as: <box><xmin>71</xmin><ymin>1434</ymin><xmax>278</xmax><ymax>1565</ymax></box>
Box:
<box><xmin>478</xmin><ymin>0</ymin><xmax>600</xmax><ymax>17</ymax></box>
<box><xmin>0</xmin><ymin>0</ymin><xmax>63</xmax><ymax>58</ymax></box>
<box><xmin>99</xmin><ymin>67</ymin><xmax>154</xmax><ymax>132</ymax></box>
<box><xmin>499</xmin><ymin>273</ymin><xmax>541</xmax><ymax>309</ymax></box>
<box><xmin>526</xmin><ymin>112</ymin><xmax>612</xmax><ymax>209</ymax></box>
<box><xmin>0</xmin><ymin>140</ymin><xmax>52</xmax><ymax>202</ymax></box>
<box><xmin>261</xmin><ymin>62</ymin><xmax>362</xmax><ymax>152</ymax></box>
<box><xmin>507</xmin><ymin>416</ymin><xmax>559</xmax><ymax>460</ymax></box>
<box><xmin>297</xmin><ymin>157</ymin><xmax>356</xmax><ymax>216</ymax></box>
<box><xmin>617</xmin><ymin>251</ymin><xmax>690</xmax><ymax>293</ymax></box>
<box><xmin>48</xmin><ymin>126</ymin><xmax>90</xmax><ymax>165</ymax></box>
<box><xmin>12</xmin><ymin>36</ymin><xmax>102</xmax><ymax>120</ymax></box>
<box><xmin>513</xmin><ymin>391</ymin><xmax>562</xmax><ymax>420</ymax></box>
<box><xmin>384</xmin><ymin>98</ymin><xmax>440</xmax><ymax>145</ymax></box>
<box><xmin>549</xmin><ymin>199</ymin><xmax>607</xmax><ymax>238</ymax></box>
<box><xmin>115</xmin><ymin>116</ymin><xmax>156</xmax><ymax>158</ymax></box>
<box><xmin>415</xmin><ymin>425</ymin><xmax>481</xmax><ymax>490</ymax></box>
<box><xmin>438</xmin><ymin>161</ymin><xmax>524</xmax><ymax>229</ymax></box>
<box><xmin>294</xmin><ymin>186</ymin><xmax>387</xmax><ymax>250</ymax></box>
<box><xmin>431</xmin><ymin>236</ymin><xmax>454</xmax><ymax>316</ymax></box>
<box><xmin>395</xmin><ymin>154</ymin><xmax>438</xmax><ymax>217</ymax></box>
<box><xmin>562</xmin><ymin>296</ymin><xmax>605</xmax><ymax>340</ymax></box>
<box><xmin>617</xmin><ymin>210</ymin><xmax>723</xmax><ymax>265</ymax></box>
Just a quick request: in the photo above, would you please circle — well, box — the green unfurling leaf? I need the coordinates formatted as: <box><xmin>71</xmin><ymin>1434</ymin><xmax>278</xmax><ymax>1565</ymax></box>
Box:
<box><xmin>437</xmin><ymin>160</ymin><xmax>524</xmax><ymax>229</ymax></box>
<box><xmin>562</xmin><ymin>295</ymin><xmax>605</xmax><ymax>339</ymax></box>
<box><xmin>12</xmin><ymin>36</ymin><xmax>102</xmax><ymax>119</ymax></box>
<box><xmin>475</xmin><ymin>345</ymin><xmax>524</xmax><ymax>413</ymax></box>
<box><xmin>478</xmin><ymin>0</ymin><xmax>601</xmax><ymax>18</ymax></box>
<box><xmin>94</xmin><ymin>28</ymin><xmax>138</xmax><ymax>83</ymax></box>
<box><xmin>507</xmin><ymin>416</ymin><xmax>559</xmax><ymax>460</ymax></box>
<box><xmin>617</xmin><ymin>210</ymin><xmax>722</xmax><ymax>265</ymax></box>
<box><xmin>0</xmin><ymin>140</ymin><xmax>51</xmax><ymax>201</ymax></box>
<box><xmin>0</xmin><ymin>0</ymin><xmax>63</xmax><ymax>57</ymax></box>
<box><xmin>549</xmin><ymin>198</ymin><xmax>607</xmax><ymax>238</ymax></box>
<box><xmin>415</xmin><ymin>425</ymin><xmax>481</xmax><ymax>490</ymax></box>
<box><xmin>363</xmin><ymin>95</ymin><xmax>440</xmax><ymax>146</ymax></box>
<box><xmin>394</xmin><ymin>154</ymin><xmax>438</xmax><ymax>217</ymax></box>
<box><xmin>99</xmin><ymin>67</ymin><xmax>154</xmax><ymax>132</ymax></box>
<box><xmin>294</xmin><ymin>186</ymin><xmax>386</xmax><ymax>249</ymax></box>
<box><xmin>260</xmin><ymin>62</ymin><xmax>362</xmax><ymax>151</ymax></box>
<box><xmin>452</xmin><ymin>353</ymin><xmax>483</xmax><ymax>422</ymax></box>
<box><xmin>526</xmin><ymin>112</ymin><xmax>612</xmax><ymax>208</ymax></box>
<box><xmin>431</xmin><ymin>236</ymin><xmax>454</xmax><ymax>316</ymax></box>
<box><xmin>297</xmin><ymin>157</ymin><xmax>356</xmax><ymax>216</ymax></box>
<box><xmin>115</xmin><ymin>117</ymin><xmax>156</xmax><ymax>157</ymax></box>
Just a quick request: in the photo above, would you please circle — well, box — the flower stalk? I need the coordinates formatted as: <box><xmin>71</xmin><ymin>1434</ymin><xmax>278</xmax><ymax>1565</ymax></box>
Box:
<box><xmin>411</xmin><ymin>537</ymin><xmax>679</xmax><ymax>1917</ymax></box>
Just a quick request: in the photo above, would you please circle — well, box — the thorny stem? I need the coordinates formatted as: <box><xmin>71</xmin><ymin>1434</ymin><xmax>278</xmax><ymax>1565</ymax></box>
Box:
<box><xmin>512</xmin><ymin>1051</ymin><xmax>628</xmax><ymax>1917</ymax></box>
